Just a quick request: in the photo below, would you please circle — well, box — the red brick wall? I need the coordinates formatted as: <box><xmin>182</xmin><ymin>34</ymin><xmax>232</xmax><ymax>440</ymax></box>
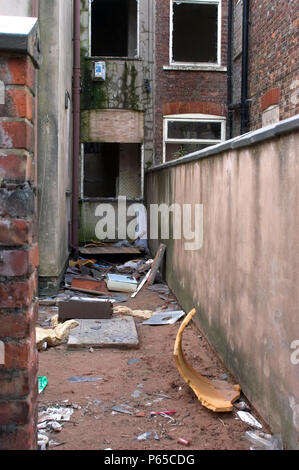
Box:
<box><xmin>0</xmin><ymin>54</ymin><xmax>39</xmax><ymax>450</ymax></box>
<box><xmin>154</xmin><ymin>0</ymin><xmax>228</xmax><ymax>162</ymax></box>
<box><xmin>247</xmin><ymin>0</ymin><xmax>299</xmax><ymax>129</ymax></box>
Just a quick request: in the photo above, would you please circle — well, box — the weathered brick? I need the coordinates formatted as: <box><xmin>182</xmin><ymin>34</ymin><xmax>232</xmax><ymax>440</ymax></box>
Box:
<box><xmin>0</xmin><ymin>363</ymin><xmax>38</xmax><ymax>398</ymax></box>
<box><xmin>0</xmin><ymin>186</ymin><xmax>35</xmax><ymax>218</ymax></box>
<box><xmin>0</xmin><ymin>417</ymin><xmax>37</xmax><ymax>450</ymax></box>
<box><xmin>0</xmin><ymin>88</ymin><xmax>34</xmax><ymax>121</ymax></box>
<box><xmin>0</xmin><ymin>394</ymin><xmax>36</xmax><ymax>426</ymax></box>
<box><xmin>0</xmin><ymin>302</ymin><xmax>38</xmax><ymax>339</ymax></box>
<box><xmin>0</xmin><ymin>218</ymin><xmax>32</xmax><ymax>246</ymax></box>
<box><xmin>0</xmin><ymin>121</ymin><xmax>34</xmax><ymax>152</ymax></box>
<box><xmin>1</xmin><ymin>330</ymin><xmax>37</xmax><ymax>369</ymax></box>
<box><xmin>0</xmin><ymin>273</ymin><xmax>37</xmax><ymax>308</ymax></box>
<box><xmin>0</xmin><ymin>56</ymin><xmax>36</xmax><ymax>93</ymax></box>
<box><xmin>0</xmin><ymin>153</ymin><xmax>33</xmax><ymax>182</ymax></box>
<box><xmin>0</xmin><ymin>243</ymin><xmax>39</xmax><ymax>277</ymax></box>
<box><xmin>261</xmin><ymin>88</ymin><xmax>281</xmax><ymax>112</ymax></box>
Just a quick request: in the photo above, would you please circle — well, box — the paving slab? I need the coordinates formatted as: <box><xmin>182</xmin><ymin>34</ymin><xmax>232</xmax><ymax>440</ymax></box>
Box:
<box><xmin>67</xmin><ymin>316</ymin><xmax>139</xmax><ymax>349</ymax></box>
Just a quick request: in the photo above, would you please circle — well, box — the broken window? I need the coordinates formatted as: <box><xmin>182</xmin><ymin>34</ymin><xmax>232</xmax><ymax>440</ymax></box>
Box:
<box><xmin>83</xmin><ymin>142</ymin><xmax>142</xmax><ymax>199</ymax></box>
<box><xmin>163</xmin><ymin>115</ymin><xmax>226</xmax><ymax>161</ymax></box>
<box><xmin>170</xmin><ymin>0</ymin><xmax>220</xmax><ymax>65</ymax></box>
<box><xmin>91</xmin><ymin>0</ymin><xmax>138</xmax><ymax>58</ymax></box>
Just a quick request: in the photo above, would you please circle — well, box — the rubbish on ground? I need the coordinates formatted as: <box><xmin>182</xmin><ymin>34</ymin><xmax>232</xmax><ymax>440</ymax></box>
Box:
<box><xmin>68</xmin><ymin>376</ymin><xmax>103</xmax><ymax>383</ymax></box>
<box><xmin>71</xmin><ymin>278</ymin><xmax>109</xmax><ymax>295</ymax></box>
<box><xmin>50</xmin><ymin>421</ymin><xmax>62</xmax><ymax>432</ymax></box>
<box><xmin>174</xmin><ymin>308</ymin><xmax>241</xmax><ymax>412</ymax></box>
<box><xmin>106</xmin><ymin>273</ymin><xmax>138</xmax><ymax>293</ymax></box>
<box><xmin>58</xmin><ymin>298</ymin><xmax>112</xmax><ymax>321</ymax></box>
<box><xmin>113</xmin><ymin>305</ymin><xmax>153</xmax><ymax>320</ymax></box>
<box><xmin>134</xmin><ymin>432</ymin><xmax>152</xmax><ymax>441</ymax></box>
<box><xmin>80</xmin><ymin>246</ymin><xmax>142</xmax><ymax>256</ymax></box>
<box><xmin>37</xmin><ymin>432</ymin><xmax>49</xmax><ymax>450</ymax></box>
<box><xmin>154</xmin><ymin>432</ymin><xmax>160</xmax><ymax>440</ymax></box>
<box><xmin>147</xmin><ymin>244</ymin><xmax>166</xmax><ymax>286</ymax></box>
<box><xmin>69</xmin><ymin>258</ymin><xmax>97</xmax><ymax>268</ymax></box>
<box><xmin>131</xmin><ymin>390</ymin><xmax>142</xmax><ymax>398</ymax></box>
<box><xmin>152</xmin><ymin>393</ymin><xmax>172</xmax><ymax>399</ymax></box>
<box><xmin>111</xmin><ymin>406</ymin><xmax>133</xmax><ymax>415</ymax></box>
<box><xmin>177</xmin><ymin>438</ymin><xmax>190</xmax><ymax>446</ymax></box>
<box><xmin>245</xmin><ymin>430</ymin><xmax>283</xmax><ymax>450</ymax></box>
<box><xmin>127</xmin><ymin>358</ymin><xmax>141</xmax><ymax>365</ymax></box>
<box><xmin>116</xmin><ymin>260</ymin><xmax>140</xmax><ymax>272</ymax></box>
<box><xmin>40</xmin><ymin>342</ymin><xmax>48</xmax><ymax>350</ymax></box>
<box><xmin>67</xmin><ymin>317</ymin><xmax>139</xmax><ymax>349</ymax></box>
<box><xmin>38</xmin><ymin>376</ymin><xmax>48</xmax><ymax>394</ymax></box>
<box><xmin>36</xmin><ymin>319</ymin><xmax>79</xmax><ymax>350</ymax></box>
<box><xmin>136</xmin><ymin>411</ymin><xmax>146</xmax><ymax>417</ymax></box>
<box><xmin>147</xmin><ymin>284</ymin><xmax>170</xmax><ymax>295</ymax></box>
<box><xmin>38</xmin><ymin>406</ymin><xmax>74</xmax><ymax>428</ymax></box>
<box><xmin>131</xmin><ymin>269</ymin><xmax>152</xmax><ymax>298</ymax></box>
<box><xmin>142</xmin><ymin>310</ymin><xmax>185</xmax><ymax>325</ymax></box>
<box><xmin>221</xmin><ymin>374</ymin><xmax>228</xmax><ymax>380</ymax></box>
<box><xmin>234</xmin><ymin>400</ymin><xmax>251</xmax><ymax>412</ymax></box>
<box><xmin>150</xmin><ymin>411</ymin><xmax>176</xmax><ymax>416</ymax></box>
<box><xmin>237</xmin><ymin>411</ymin><xmax>262</xmax><ymax>428</ymax></box>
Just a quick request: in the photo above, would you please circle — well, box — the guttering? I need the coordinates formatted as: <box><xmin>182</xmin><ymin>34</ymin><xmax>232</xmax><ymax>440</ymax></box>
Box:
<box><xmin>72</xmin><ymin>0</ymin><xmax>81</xmax><ymax>251</ymax></box>
<box><xmin>227</xmin><ymin>0</ymin><xmax>233</xmax><ymax>139</ymax></box>
<box><xmin>240</xmin><ymin>0</ymin><xmax>250</xmax><ymax>134</ymax></box>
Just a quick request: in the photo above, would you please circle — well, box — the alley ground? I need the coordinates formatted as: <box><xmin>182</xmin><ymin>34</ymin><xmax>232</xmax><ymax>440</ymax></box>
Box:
<box><xmin>36</xmin><ymin>282</ymin><xmax>270</xmax><ymax>451</ymax></box>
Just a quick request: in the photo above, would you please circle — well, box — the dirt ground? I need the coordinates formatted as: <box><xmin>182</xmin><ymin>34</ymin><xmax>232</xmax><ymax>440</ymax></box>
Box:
<box><xmin>37</xmin><ymin>286</ymin><xmax>263</xmax><ymax>451</ymax></box>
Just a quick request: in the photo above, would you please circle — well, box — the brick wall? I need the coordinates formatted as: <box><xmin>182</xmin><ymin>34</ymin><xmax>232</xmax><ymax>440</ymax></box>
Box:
<box><xmin>154</xmin><ymin>0</ymin><xmax>228</xmax><ymax>162</ymax></box>
<box><xmin>0</xmin><ymin>53</ymin><xmax>39</xmax><ymax>450</ymax></box>
<box><xmin>232</xmin><ymin>0</ymin><xmax>299</xmax><ymax>131</ymax></box>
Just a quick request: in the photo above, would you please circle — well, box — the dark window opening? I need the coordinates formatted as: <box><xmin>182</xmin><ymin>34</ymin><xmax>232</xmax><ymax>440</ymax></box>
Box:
<box><xmin>91</xmin><ymin>0</ymin><xmax>137</xmax><ymax>57</ymax></box>
<box><xmin>172</xmin><ymin>2</ymin><xmax>218</xmax><ymax>63</ymax></box>
<box><xmin>84</xmin><ymin>142</ymin><xmax>141</xmax><ymax>199</ymax></box>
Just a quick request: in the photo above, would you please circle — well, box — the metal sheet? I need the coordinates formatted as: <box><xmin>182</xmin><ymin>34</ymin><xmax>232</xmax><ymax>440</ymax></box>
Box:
<box><xmin>142</xmin><ymin>310</ymin><xmax>185</xmax><ymax>325</ymax></box>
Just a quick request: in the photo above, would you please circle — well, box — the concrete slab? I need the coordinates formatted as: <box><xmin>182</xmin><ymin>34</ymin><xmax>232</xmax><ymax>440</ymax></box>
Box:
<box><xmin>67</xmin><ymin>316</ymin><xmax>139</xmax><ymax>349</ymax></box>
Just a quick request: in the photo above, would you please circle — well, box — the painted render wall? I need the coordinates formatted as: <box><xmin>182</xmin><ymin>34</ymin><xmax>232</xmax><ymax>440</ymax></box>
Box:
<box><xmin>0</xmin><ymin>0</ymin><xmax>33</xmax><ymax>17</ymax></box>
<box><xmin>146</xmin><ymin>118</ymin><xmax>299</xmax><ymax>449</ymax></box>
<box><xmin>37</xmin><ymin>0</ymin><xmax>73</xmax><ymax>294</ymax></box>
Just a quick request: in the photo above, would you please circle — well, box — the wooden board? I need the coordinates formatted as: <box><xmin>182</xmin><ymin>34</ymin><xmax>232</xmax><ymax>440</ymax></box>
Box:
<box><xmin>79</xmin><ymin>246</ymin><xmax>142</xmax><ymax>255</ymax></box>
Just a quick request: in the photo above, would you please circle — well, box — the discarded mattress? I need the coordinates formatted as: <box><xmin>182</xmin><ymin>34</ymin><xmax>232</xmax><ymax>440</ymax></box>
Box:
<box><xmin>174</xmin><ymin>308</ymin><xmax>241</xmax><ymax>412</ymax></box>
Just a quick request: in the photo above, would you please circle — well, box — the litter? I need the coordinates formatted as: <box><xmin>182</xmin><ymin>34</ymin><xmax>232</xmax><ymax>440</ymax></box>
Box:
<box><xmin>245</xmin><ymin>430</ymin><xmax>283</xmax><ymax>450</ymax></box>
<box><xmin>134</xmin><ymin>432</ymin><xmax>152</xmax><ymax>441</ymax></box>
<box><xmin>113</xmin><ymin>306</ymin><xmax>153</xmax><ymax>320</ymax></box>
<box><xmin>106</xmin><ymin>273</ymin><xmax>138</xmax><ymax>293</ymax></box>
<box><xmin>71</xmin><ymin>278</ymin><xmax>109</xmax><ymax>295</ymax></box>
<box><xmin>68</xmin><ymin>376</ymin><xmax>103</xmax><ymax>383</ymax></box>
<box><xmin>131</xmin><ymin>269</ymin><xmax>152</xmax><ymax>298</ymax></box>
<box><xmin>131</xmin><ymin>390</ymin><xmax>142</xmax><ymax>399</ymax></box>
<box><xmin>111</xmin><ymin>406</ymin><xmax>133</xmax><ymax>415</ymax></box>
<box><xmin>37</xmin><ymin>432</ymin><xmax>49</xmax><ymax>450</ymax></box>
<box><xmin>142</xmin><ymin>310</ymin><xmax>185</xmax><ymax>325</ymax></box>
<box><xmin>38</xmin><ymin>376</ymin><xmax>48</xmax><ymax>394</ymax></box>
<box><xmin>177</xmin><ymin>438</ymin><xmax>190</xmax><ymax>447</ymax></box>
<box><xmin>150</xmin><ymin>411</ymin><xmax>176</xmax><ymax>416</ymax></box>
<box><xmin>127</xmin><ymin>358</ymin><xmax>141</xmax><ymax>365</ymax></box>
<box><xmin>38</xmin><ymin>406</ymin><xmax>74</xmax><ymax>426</ymax></box>
<box><xmin>237</xmin><ymin>411</ymin><xmax>262</xmax><ymax>429</ymax></box>
<box><xmin>147</xmin><ymin>284</ymin><xmax>170</xmax><ymax>295</ymax></box>
<box><xmin>174</xmin><ymin>308</ymin><xmax>241</xmax><ymax>412</ymax></box>
<box><xmin>36</xmin><ymin>318</ymin><xmax>79</xmax><ymax>350</ymax></box>
<box><xmin>147</xmin><ymin>244</ymin><xmax>166</xmax><ymax>286</ymax></box>
<box><xmin>234</xmin><ymin>400</ymin><xmax>251</xmax><ymax>412</ymax></box>
<box><xmin>59</xmin><ymin>298</ymin><xmax>112</xmax><ymax>321</ymax></box>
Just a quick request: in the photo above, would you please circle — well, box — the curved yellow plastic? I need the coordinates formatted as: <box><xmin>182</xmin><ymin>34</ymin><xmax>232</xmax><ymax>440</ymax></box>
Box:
<box><xmin>174</xmin><ymin>309</ymin><xmax>241</xmax><ymax>412</ymax></box>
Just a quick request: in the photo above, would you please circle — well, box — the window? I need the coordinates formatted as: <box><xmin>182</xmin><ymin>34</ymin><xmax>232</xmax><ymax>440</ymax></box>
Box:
<box><xmin>83</xmin><ymin>142</ymin><xmax>142</xmax><ymax>199</ymax></box>
<box><xmin>91</xmin><ymin>0</ymin><xmax>138</xmax><ymax>58</ymax></box>
<box><xmin>163</xmin><ymin>114</ymin><xmax>226</xmax><ymax>161</ymax></box>
<box><xmin>170</xmin><ymin>0</ymin><xmax>221</xmax><ymax>65</ymax></box>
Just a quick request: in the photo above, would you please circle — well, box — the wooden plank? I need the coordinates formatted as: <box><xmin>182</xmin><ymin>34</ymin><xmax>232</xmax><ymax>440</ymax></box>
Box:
<box><xmin>58</xmin><ymin>299</ymin><xmax>112</xmax><ymax>321</ymax></box>
<box><xmin>147</xmin><ymin>244</ymin><xmax>166</xmax><ymax>286</ymax></box>
<box><xmin>79</xmin><ymin>246</ymin><xmax>142</xmax><ymax>255</ymax></box>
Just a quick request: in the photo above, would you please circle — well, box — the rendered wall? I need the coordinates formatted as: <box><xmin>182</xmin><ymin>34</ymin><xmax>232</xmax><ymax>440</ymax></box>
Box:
<box><xmin>146</xmin><ymin>118</ymin><xmax>299</xmax><ymax>449</ymax></box>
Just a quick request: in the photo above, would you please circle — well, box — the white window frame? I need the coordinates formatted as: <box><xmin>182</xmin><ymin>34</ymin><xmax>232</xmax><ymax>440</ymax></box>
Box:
<box><xmin>88</xmin><ymin>0</ymin><xmax>140</xmax><ymax>58</ymax></box>
<box><xmin>163</xmin><ymin>114</ymin><xmax>226</xmax><ymax>162</ymax></box>
<box><xmin>169</xmin><ymin>0</ymin><xmax>222</xmax><ymax>67</ymax></box>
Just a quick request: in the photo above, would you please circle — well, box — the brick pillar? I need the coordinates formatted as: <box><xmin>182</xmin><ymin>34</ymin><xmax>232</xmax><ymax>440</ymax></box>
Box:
<box><xmin>0</xmin><ymin>27</ymin><xmax>40</xmax><ymax>449</ymax></box>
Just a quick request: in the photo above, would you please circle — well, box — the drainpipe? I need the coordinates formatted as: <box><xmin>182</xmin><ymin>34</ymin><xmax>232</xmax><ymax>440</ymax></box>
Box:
<box><xmin>240</xmin><ymin>0</ymin><xmax>250</xmax><ymax>134</ymax></box>
<box><xmin>227</xmin><ymin>0</ymin><xmax>233</xmax><ymax>139</ymax></box>
<box><xmin>72</xmin><ymin>0</ymin><xmax>81</xmax><ymax>251</ymax></box>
